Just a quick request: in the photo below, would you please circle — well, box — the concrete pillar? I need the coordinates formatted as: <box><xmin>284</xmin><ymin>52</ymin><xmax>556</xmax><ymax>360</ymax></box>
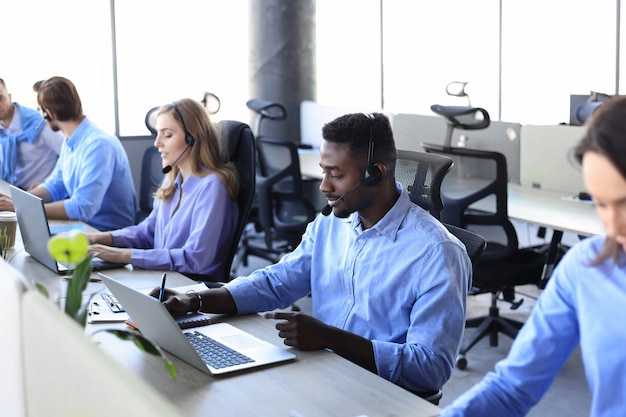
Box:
<box><xmin>249</xmin><ymin>0</ymin><xmax>316</xmax><ymax>142</ymax></box>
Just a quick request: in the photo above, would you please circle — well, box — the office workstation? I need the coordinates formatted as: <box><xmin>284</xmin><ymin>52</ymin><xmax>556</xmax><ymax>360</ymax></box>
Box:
<box><xmin>5</xmin><ymin>2</ymin><xmax>624</xmax><ymax>416</ymax></box>
<box><xmin>0</xmin><ymin>177</ymin><xmax>442</xmax><ymax>417</ymax></box>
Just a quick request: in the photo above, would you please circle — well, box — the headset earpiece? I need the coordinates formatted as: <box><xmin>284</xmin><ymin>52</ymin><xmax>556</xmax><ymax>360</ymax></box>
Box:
<box><xmin>43</xmin><ymin>111</ymin><xmax>51</xmax><ymax>121</ymax></box>
<box><xmin>171</xmin><ymin>102</ymin><xmax>195</xmax><ymax>147</ymax></box>
<box><xmin>362</xmin><ymin>113</ymin><xmax>382</xmax><ymax>187</ymax></box>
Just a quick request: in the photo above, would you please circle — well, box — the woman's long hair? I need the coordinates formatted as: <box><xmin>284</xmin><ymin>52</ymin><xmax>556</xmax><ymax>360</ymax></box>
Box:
<box><xmin>155</xmin><ymin>98</ymin><xmax>239</xmax><ymax>201</ymax></box>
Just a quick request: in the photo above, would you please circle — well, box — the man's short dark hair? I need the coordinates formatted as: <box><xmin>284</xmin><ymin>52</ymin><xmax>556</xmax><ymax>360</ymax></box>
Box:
<box><xmin>322</xmin><ymin>112</ymin><xmax>397</xmax><ymax>171</ymax></box>
<box><xmin>36</xmin><ymin>76</ymin><xmax>83</xmax><ymax>121</ymax></box>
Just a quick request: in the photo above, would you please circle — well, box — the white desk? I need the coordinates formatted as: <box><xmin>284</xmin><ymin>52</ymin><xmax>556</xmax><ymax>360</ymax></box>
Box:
<box><xmin>506</xmin><ymin>184</ymin><xmax>602</xmax><ymax>237</ymax></box>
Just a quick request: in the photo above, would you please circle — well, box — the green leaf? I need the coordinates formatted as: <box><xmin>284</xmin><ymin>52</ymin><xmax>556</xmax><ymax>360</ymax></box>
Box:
<box><xmin>34</xmin><ymin>282</ymin><xmax>50</xmax><ymax>299</ymax></box>
<box><xmin>96</xmin><ymin>329</ymin><xmax>177</xmax><ymax>381</ymax></box>
<box><xmin>64</xmin><ymin>254</ymin><xmax>93</xmax><ymax>321</ymax></box>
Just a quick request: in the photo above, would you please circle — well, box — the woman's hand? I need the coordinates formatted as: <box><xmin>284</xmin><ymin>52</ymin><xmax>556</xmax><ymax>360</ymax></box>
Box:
<box><xmin>85</xmin><ymin>232</ymin><xmax>113</xmax><ymax>245</ymax></box>
<box><xmin>88</xmin><ymin>243</ymin><xmax>131</xmax><ymax>264</ymax></box>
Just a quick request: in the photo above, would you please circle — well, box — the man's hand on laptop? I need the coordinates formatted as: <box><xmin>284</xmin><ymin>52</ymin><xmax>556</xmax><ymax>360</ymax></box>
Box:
<box><xmin>88</xmin><ymin>243</ymin><xmax>131</xmax><ymax>264</ymax></box>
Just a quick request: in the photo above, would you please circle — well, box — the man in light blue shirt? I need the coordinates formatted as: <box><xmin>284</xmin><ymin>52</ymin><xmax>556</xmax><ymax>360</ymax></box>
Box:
<box><xmin>0</xmin><ymin>77</ymin><xmax>136</xmax><ymax>231</ymax></box>
<box><xmin>0</xmin><ymin>78</ymin><xmax>63</xmax><ymax>190</ymax></box>
<box><xmin>158</xmin><ymin>112</ymin><xmax>472</xmax><ymax>397</ymax></box>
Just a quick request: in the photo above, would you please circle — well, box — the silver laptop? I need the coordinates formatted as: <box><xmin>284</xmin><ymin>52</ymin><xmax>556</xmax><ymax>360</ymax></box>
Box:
<box><xmin>9</xmin><ymin>184</ymin><xmax>126</xmax><ymax>274</ymax></box>
<box><xmin>98</xmin><ymin>273</ymin><xmax>296</xmax><ymax>375</ymax></box>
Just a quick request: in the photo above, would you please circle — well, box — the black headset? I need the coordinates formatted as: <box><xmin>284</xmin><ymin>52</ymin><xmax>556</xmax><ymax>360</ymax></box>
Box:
<box><xmin>362</xmin><ymin>113</ymin><xmax>382</xmax><ymax>187</ymax></box>
<box><xmin>171</xmin><ymin>102</ymin><xmax>195</xmax><ymax>147</ymax></box>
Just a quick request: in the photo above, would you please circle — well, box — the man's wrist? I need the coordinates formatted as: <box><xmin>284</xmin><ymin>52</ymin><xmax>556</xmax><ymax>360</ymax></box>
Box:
<box><xmin>186</xmin><ymin>290</ymin><xmax>203</xmax><ymax>313</ymax></box>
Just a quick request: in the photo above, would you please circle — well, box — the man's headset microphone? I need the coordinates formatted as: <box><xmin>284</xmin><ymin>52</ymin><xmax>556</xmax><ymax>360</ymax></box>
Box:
<box><xmin>321</xmin><ymin>113</ymin><xmax>382</xmax><ymax>216</ymax></box>
<box><xmin>162</xmin><ymin>102</ymin><xmax>195</xmax><ymax>174</ymax></box>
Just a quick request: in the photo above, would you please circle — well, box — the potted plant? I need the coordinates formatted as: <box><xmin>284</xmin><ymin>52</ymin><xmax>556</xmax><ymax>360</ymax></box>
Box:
<box><xmin>36</xmin><ymin>230</ymin><xmax>176</xmax><ymax>380</ymax></box>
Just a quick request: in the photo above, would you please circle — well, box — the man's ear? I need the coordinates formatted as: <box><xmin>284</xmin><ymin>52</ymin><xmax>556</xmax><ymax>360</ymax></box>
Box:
<box><xmin>375</xmin><ymin>162</ymin><xmax>388</xmax><ymax>182</ymax></box>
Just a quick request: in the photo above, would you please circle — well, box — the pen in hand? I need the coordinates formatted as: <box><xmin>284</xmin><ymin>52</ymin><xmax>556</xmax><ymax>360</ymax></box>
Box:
<box><xmin>158</xmin><ymin>273</ymin><xmax>167</xmax><ymax>302</ymax></box>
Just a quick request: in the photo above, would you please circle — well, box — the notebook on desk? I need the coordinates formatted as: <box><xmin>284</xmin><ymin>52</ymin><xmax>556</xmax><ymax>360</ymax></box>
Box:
<box><xmin>99</xmin><ymin>273</ymin><xmax>296</xmax><ymax>375</ymax></box>
<box><xmin>9</xmin><ymin>185</ymin><xmax>127</xmax><ymax>274</ymax></box>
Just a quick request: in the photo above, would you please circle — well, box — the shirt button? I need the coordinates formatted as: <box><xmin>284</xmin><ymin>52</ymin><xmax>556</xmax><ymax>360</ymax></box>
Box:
<box><xmin>347</xmin><ymin>299</ymin><xmax>353</xmax><ymax>305</ymax></box>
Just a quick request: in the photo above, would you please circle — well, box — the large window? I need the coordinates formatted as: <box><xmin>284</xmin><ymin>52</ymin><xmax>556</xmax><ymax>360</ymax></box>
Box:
<box><xmin>5</xmin><ymin>1</ymin><xmax>625</xmax><ymax>137</ymax></box>
<box><xmin>114</xmin><ymin>1</ymin><xmax>249</xmax><ymax>135</ymax></box>
<box><xmin>5</xmin><ymin>0</ymin><xmax>114</xmax><ymax>131</ymax></box>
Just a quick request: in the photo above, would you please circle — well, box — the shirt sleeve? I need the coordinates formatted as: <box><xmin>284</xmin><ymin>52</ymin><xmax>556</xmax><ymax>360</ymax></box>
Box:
<box><xmin>441</xmin><ymin>244</ymin><xmax>583</xmax><ymax>417</ymax></box>
<box><xmin>59</xmin><ymin>139</ymin><xmax>116</xmax><ymax>221</ymax></box>
<box><xmin>226</xmin><ymin>220</ymin><xmax>316</xmax><ymax>313</ymax></box>
<box><xmin>111</xmin><ymin>203</ymin><xmax>157</xmax><ymax>248</ymax></box>
<box><xmin>371</xmin><ymin>239</ymin><xmax>471</xmax><ymax>393</ymax></box>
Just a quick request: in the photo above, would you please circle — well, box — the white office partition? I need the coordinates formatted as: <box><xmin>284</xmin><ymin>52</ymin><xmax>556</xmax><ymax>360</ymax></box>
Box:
<box><xmin>21</xmin><ymin>290</ymin><xmax>184</xmax><ymax>417</ymax></box>
<box><xmin>520</xmin><ymin>125</ymin><xmax>587</xmax><ymax>195</ymax></box>
<box><xmin>0</xmin><ymin>261</ymin><xmax>29</xmax><ymax>417</ymax></box>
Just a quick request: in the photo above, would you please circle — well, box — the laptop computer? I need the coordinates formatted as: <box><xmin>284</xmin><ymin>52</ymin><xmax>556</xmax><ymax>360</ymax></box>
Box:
<box><xmin>98</xmin><ymin>273</ymin><xmax>296</xmax><ymax>375</ymax></box>
<box><xmin>9</xmin><ymin>184</ymin><xmax>127</xmax><ymax>274</ymax></box>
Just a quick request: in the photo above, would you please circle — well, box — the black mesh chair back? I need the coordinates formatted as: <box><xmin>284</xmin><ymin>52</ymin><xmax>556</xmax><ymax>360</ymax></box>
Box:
<box><xmin>251</xmin><ymin>137</ymin><xmax>316</xmax><ymax>260</ymax></box>
<box><xmin>395</xmin><ymin>149</ymin><xmax>453</xmax><ymax>220</ymax></box>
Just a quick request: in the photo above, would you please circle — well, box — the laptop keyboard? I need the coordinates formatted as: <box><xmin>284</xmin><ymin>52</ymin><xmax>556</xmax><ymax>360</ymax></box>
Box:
<box><xmin>185</xmin><ymin>331</ymin><xmax>255</xmax><ymax>369</ymax></box>
<box><xmin>101</xmin><ymin>292</ymin><xmax>125</xmax><ymax>312</ymax></box>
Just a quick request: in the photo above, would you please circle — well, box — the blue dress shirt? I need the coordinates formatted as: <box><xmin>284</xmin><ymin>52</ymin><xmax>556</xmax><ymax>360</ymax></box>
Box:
<box><xmin>41</xmin><ymin>117</ymin><xmax>136</xmax><ymax>231</ymax></box>
<box><xmin>111</xmin><ymin>173</ymin><xmax>237</xmax><ymax>277</ymax></box>
<box><xmin>442</xmin><ymin>235</ymin><xmax>626</xmax><ymax>417</ymax></box>
<box><xmin>226</xmin><ymin>184</ymin><xmax>472</xmax><ymax>392</ymax></box>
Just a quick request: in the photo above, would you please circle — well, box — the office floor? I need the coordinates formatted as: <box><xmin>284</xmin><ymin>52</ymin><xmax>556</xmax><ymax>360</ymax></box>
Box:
<box><xmin>234</xmin><ymin>255</ymin><xmax>591</xmax><ymax>417</ymax></box>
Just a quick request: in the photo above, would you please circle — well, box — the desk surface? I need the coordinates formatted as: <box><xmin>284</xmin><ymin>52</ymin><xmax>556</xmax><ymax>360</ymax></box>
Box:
<box><xmin>3</xmin><ymin>182</ymin><xmax>441</xmax><ymax>417</ymax></box>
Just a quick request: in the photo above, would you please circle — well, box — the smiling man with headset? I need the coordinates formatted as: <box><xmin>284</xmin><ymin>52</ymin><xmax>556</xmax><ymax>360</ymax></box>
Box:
<box><xmin>156</xmin><ymin>112</ymin><xmax>472</xmax><ymax>400</ymax></box>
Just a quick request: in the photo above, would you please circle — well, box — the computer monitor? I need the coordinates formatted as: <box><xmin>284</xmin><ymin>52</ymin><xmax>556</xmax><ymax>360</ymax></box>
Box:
<box><xmin>569</xmin><ymin>91</ymin><xmax>611</xmax><ymax>126</ymax></box>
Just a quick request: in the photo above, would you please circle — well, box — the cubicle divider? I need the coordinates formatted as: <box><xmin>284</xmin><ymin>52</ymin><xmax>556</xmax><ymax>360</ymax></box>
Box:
<box><xmin>520</xmin><ymin>124</ymin><xmax>587</xmax><ymax>195</ymax></box>
<box><xmin>0</xmin><ymin>259</ymin><xmax>184</xmax><ymax>417</ymax></box>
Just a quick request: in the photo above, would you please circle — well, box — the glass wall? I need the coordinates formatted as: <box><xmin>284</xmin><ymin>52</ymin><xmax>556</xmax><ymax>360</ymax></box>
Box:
<box><xmin>4</xmin><ymin>0</ymin><xmax>624</xmax><ymax>137</ymax></box>
<box><xmin>4</xmin><ymin>0</ymin><xmax>115</xmax><ymax>132</ymax></box>
<box><xmin>114</xmin><ymin>0</ymin><xmax>249</xmax><ymax>135</ymax></box>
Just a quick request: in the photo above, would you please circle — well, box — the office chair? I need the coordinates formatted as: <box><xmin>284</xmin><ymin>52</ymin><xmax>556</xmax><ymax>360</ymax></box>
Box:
<box><xmin>237</xmin><ymin>136</ymin><xmax>316</xmax><ymax>266</ymax></box>
<box><xmin>423</xmin><ymin>104</ymin><xmax>546</xmax><ymax>370</ymax></box>
<box><xmin>395</xmin><ymin>149</ymin><xmax>486</xmax><ymax>266</ymax></box>
<box><xmin>183</xmin><ymin>119</ymin><xmax>256</xmax><ymax>285</ymax></box>
<box><xmin>204</xmin><ymin>120</ymin><xmax>256</xmax><ymax>284</ymax></box>
<box><xmin>233</xmin><ymin>100</ymin><xmax>317</xmax><ymax>272</ymax></box>
<box><xmin>395</xmin><ymin>149</ymin><xmax>453</xmax><ymax>220</ymax></box>
<box><xmin>135</xmin><ymin>106</ymin><xmax>165</xmax><ymax>224</ymax></box>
